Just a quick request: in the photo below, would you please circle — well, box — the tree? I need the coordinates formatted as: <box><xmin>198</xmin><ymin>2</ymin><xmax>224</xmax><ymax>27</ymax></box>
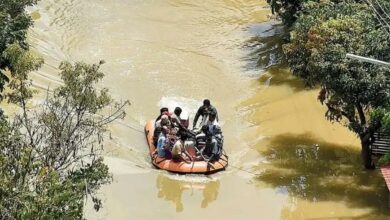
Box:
<box><xmin>267</xmin><ymin>0</ymin><xmax>310</xmax><ymax>27</ymax></box>
<box><xmin>0</xmin><ymin>44</ymin><xmax>129</xmax><ymax>218</ymax></box>
<box><xmin>0</xmin><ymin>0</ymin><xmax>38</xmax><ymax>97</ymax></box>
<box><xmin>266</xmin><ymin>0</ymin><xmax>390</xmax><ymax>28</ymax></box>
<box><xmin>282</xmin><ymin>1</ymin><xmax>390</xmax><ymax>168</ymax></box>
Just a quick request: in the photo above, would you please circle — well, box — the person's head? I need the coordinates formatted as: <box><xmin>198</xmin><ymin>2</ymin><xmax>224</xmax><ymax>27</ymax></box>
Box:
<box><xmin>160</xmin><ymin>107</ymin><xmax>169</xmax><ymax>115</ymax></box>
<box><xmin>171</xmin><ymin>127</ymin><xmax>178</xmax><ymax>135</ymax></box>
<box><xmin>203</xmin><ymin>99</ymin><xmax>211</xmax><ymax>107</ymax></box>
<box><xmin>209</xmin><ymin>111</ymin><xmax>217</xmax><ymax>122</ymax></box>
<box><xmin>174</xmin><ymin>107</ymin><xmax>182</xmax><ymax>116</ymax></box>
<box><xmin>201</xmin><ymin>125</ymin><xmax>209</xmax><ymax>134</ymax></box>
<box><xmin>161</xmin><ymin>115</ymin><xmax>169</xmax><ymax>125</ymax></box>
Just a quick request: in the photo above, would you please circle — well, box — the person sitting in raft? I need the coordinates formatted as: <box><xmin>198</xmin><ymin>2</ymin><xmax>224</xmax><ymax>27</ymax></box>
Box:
<box><xmin>171</xmin><ymin>107</ymin><xmax>183</xmax><ymax>128</ymax></box>
<box><xmin>203</xmin><ymin>111</ymin><xmax>223</xmax><ymax>162</ymax></box>
<box><xmin>155</xmin><ymin>107</ymin><xmax>169</xmax><ymax>126</ymax></box>
<box><xmin>154</xmin><ymin>115</ymin><xmax>171</xmax><ymax>146</ymax></box>
<box><xmin>171</xmin><ymin>107</ymin><xmax>191</xmax><ymax>138</ymax></box>
<box><xmin>157</xmin><ymin>126</ymin><xmax>172</xmax><ymax>159</ymax></box>
<box><xmin>171</xmin><ymin>138</ymin><xmax>192</xmax><ymax>163</ymax></box>
<box><xmin>156</xmin><ymin>114</ymin><xmax>171</xmax><ymax>128</ymax></box>
<box><xmin>193</xmin><ymin>99</ymin><xmax>219</xmax><ymax>129</ymax></box>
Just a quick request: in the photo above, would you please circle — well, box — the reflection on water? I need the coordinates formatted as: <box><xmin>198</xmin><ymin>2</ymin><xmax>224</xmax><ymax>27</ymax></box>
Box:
<box><xmin>156</xmin><ymin>174</ymin><xmax>185</xmax><ymax>212</ymax></box>
<box><xmin>201</xmin><ymin>179</ymin><xmax>219</xmax><ymax>208</ymax></box>
<box><xmin>156</xmin><ymin>174</ymin><xmax>220</xmax><ymax>212</ymax></box>
<box><xmin>255</xmin><ymin>133</ymin><xmax>390</xmax><ymax>219</ymax></box>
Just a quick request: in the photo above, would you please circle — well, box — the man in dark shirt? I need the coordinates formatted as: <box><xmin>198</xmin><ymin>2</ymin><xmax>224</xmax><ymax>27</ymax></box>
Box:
<box><xmin>193</xmin><ymin>99</ymin><xmax>218</xmax><ymax>129</ymax></box>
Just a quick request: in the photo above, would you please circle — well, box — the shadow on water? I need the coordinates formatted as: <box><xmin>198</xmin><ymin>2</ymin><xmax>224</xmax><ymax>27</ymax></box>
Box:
<box><xmin>254</xmin><ymin>133</ymin><xmax>390</xmax><ymax>219</ymax></box>
<box><xmin>242</xmin><ymin>20</ymin><xmax>287</xmax><ymax>71</ymax></box>
<box><xmin>242</xmin><ymin>20</ymin><xmax>309</xmax><ymax>92</ymax></box>
<box><xmin>156</xmin><ymin>174</ymin><xmax>220</xmax><ymax>212</ymax></box>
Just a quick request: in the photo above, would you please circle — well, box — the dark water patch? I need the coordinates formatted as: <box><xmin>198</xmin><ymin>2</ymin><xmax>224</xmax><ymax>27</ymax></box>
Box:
<box><xmin>255</xmin><ymin>133</ymin><xmax>390</xmax><ymax>219</ymax></box>
<box><xmin>242</xmin><ymin>20</ymin><xmax>287</xmax><ymax>71</ymax></box>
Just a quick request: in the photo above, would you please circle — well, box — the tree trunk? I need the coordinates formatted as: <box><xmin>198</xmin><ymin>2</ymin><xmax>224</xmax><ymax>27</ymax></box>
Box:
<box><xmin>356</xmin><ymin>103</ymin><xmax>375</xmax><ymax>169</ymax></box>
<box><xmin>361</xmin><ymin>136</ymin><xmax>375</xmax><ymax>169</ymax></box>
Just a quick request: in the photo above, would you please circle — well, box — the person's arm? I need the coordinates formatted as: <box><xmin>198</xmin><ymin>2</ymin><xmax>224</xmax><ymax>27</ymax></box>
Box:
<box><xmin>175</xmin><ymin>118</ymin><xmax>187</xmax><ymax>132</ymax></box>
<box><xmin>172</xmin><ymin>116</ymin><xmax>184</xmax><ymax>130</ymax></box>
<box><xmin>182</xmin><ymin>146</ymin><xmax>193</xmax><ymax>162</ymax></box>
<box><xmin>193</xmin><ymin>107</ymin><xmax>202</xmax><ymax>128</ymax></box>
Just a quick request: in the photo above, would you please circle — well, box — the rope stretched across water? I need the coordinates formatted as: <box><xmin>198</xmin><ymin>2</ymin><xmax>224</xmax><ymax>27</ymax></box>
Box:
<box><xmin>113</xmin><ymin>119</ymin><xmax>144</xmax><ymax>133</ymax></box>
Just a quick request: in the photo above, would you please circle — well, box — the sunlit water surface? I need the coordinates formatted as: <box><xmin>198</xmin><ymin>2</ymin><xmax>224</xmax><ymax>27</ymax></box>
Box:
<box><xmin>23</xmin><ymin>0</ymin><xmax>390</xmax><ymax>219</ymax></box>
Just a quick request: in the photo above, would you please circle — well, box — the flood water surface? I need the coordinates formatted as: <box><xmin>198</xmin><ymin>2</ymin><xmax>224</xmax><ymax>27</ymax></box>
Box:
<box><xmin>27</xmin><ymin>0</ymin><xmax>390</xmax><ymax>219</ymax></box>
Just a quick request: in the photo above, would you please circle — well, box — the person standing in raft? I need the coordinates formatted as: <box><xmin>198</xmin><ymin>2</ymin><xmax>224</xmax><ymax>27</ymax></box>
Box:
<box><xmin>193</xmin><ymin>99</ymin><xmax>219</xmax><ymax>129</ymax></box>
<box><xmin>203</xmin><ymin>111</ymin><xmax>223</xmax><ymax>162</ymax></box>
<box><xmin>157</xmin><ymin>126</ymin><xmax>172</xmax><ymax>159</ymax></box>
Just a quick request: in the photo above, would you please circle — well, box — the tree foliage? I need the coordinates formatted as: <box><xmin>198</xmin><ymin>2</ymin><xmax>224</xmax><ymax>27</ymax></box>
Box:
<box><xmin>267</xmin><ymin>0</ymin><xmax>310</xmax><ymax>26</ymax></box>
<box><xmin>0</xmin><ymin>44</ymin><xmax>128</xmax><ymax>219</ymax></box>
<box><xmin>0</xmin><ymin>0</ymin><xmax>130</xmax><ymax>217</ymax></box>
<box><xmin>285</xmin><ymin>1</ymin><xmax>390</xmax><ymax>133</ymax></box>
<box><xmin>267</xmin><ymin>0</ymin><xmax>390</xmax><ymax>168</ymax></box>
<box><xmin>0</xmin><ymin>0</ymin><xmax>38</xmax><ymax>96</ymax></box>
<box><xmin>267</xmin><ymin>0</ymin><xmax>390</xmax><ymax>28</ymax></box>
<box><xmin>372</xmin><ymin>106</ymin><xmax>390</xmax><ymax>133</ymax></box>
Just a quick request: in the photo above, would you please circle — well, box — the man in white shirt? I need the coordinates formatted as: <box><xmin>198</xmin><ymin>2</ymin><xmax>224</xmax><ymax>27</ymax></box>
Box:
<box><xmin>204</xmin><ymin>112</ymin><xmax>223</xmax><ymax>162</ymax></box>
<box><xmin>193</xmin><ymin>99</ymin><xmax>219</xmax><ymax>129</ymax></box>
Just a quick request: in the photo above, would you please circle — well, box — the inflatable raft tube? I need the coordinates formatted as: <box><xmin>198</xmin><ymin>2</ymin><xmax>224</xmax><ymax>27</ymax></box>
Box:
<box><xmin>145</xmin><ymin>120</ymin><xmax>228</xmax><ymax>174</ymax></box>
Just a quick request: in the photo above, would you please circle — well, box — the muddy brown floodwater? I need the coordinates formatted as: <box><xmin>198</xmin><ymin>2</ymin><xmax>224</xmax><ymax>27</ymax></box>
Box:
<box><xmin>23</xmin><ymin>0</ymin><xmax>390</xmax><ymax>219</ymax></box>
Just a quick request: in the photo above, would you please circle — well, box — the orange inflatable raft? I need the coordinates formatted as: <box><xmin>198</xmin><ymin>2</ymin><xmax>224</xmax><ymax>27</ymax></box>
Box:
<box><xmin>144</xmin><ymin>120</ymin><xmax>228</xmax><ymax>174</ymax></box>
